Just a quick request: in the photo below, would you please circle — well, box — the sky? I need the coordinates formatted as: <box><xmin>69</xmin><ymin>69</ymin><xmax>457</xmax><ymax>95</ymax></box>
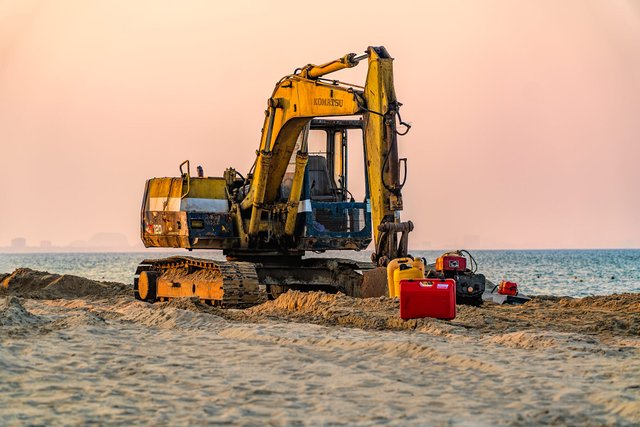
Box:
<box><xmin>1</xmin><ymin>0</ymin><xmax>639</xmax><ymax>250</ymax></box>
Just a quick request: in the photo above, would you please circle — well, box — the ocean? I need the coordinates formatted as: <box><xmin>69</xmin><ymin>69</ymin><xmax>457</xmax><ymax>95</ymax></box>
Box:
<box><xmin>1</xmin><ymin>249</ymin><xmax>639</xmax><ymax>298</ymax></box>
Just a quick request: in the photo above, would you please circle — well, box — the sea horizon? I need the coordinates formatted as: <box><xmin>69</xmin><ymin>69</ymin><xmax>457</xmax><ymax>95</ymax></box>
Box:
<box><xmin>2</xmin><ymin>249</ymin><xmax>639</xmax><ymax>298</ymax></box>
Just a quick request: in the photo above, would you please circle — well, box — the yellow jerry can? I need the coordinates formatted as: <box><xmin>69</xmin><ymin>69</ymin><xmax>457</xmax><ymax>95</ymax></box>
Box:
<box><xmin>386</xmin><ymin>257</ymin><xmax>425</xmax><ymax>298</ymax></box>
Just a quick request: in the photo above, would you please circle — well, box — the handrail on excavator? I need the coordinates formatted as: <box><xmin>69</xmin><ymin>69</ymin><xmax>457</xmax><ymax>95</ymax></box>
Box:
<box><xmin>179</xmin><ymin>160</ymin><xmax>191</xmax><ymax>199</ymax></box>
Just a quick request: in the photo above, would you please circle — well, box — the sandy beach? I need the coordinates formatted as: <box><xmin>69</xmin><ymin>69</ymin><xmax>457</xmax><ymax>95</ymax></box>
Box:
<box><xmin>1</xmin><ymin>268</ymin><xmax>639</xmax><ymax>426</ymax></box>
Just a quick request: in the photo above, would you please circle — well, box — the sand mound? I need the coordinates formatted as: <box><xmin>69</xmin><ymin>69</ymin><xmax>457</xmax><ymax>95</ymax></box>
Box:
<box><xmin>111</xmin><ymin>289</ymin><xmax>640</xmax><ymax>339</ymax></box>
<box><xmin>242</xmin><ymin>290</ymin><xmax>640</xmax><ymax>338</ymax></box>
<box><xmin>164</xmin><ymin>296</ymin><xmax>218</xmax><ymax>312</ymax></box>
<box><xmin>243</xmin><ymin>291</ymin><xmax>459</xmax><ymax>334</ymax></box>
<box><xmin>453</xmin><ymin>295</ymin><xmax>640</xmax><ymax>338</ymax></box>
<box><xmin>0</xmin><ymin>268</ymin><xmax>129</xmax><ymax>300</ymax></box>
<box><xmin>2</xmin><ymin>268</ymin><xmax>639</xmax><ymax>340</ymax></box>
<box><xmin>483</xmin><ymin>330</ymin><xmax>600</xmax><ymax>351</ymax></box>
<box><xmin>0</xmin><ymin>296</ymin><xmax>46</xmax><ymax>327</ymax></box>
<box><xmin>557</xmin><ymin>293</ymin><xmax>640</xmax><ymax>312</ymax></box>
<box><xmin>51</xmin><ymin>311</ymin><xmax>107</xmax><ymax>329</ymax></box>
<box><xmin>117</xmin><ymin>298</ymin><xmax>227</xmax><ymax>330</ymax></box>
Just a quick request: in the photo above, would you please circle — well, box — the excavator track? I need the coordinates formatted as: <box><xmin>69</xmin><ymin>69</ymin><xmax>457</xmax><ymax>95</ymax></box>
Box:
<box><xmin>133</xmin><ymin>256</ymin><xmax>263</xmax><ymax>307</ymax></box>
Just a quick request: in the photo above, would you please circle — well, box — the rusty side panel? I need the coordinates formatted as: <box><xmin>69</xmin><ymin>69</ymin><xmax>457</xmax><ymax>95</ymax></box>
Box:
<box><xmin>142</xmin><ymin>211</ymin><xmax>189</xmax><ymax>248</ymax></box>
<box><xmin>141</xmin><ymin>177</ymin><xmax>238</xmax><ymax>249</ymax></box>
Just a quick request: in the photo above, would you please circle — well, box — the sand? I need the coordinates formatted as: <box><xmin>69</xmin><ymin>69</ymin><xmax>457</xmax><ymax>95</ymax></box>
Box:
<box><xmin>1</xmin><ymin>269</ymin><xmax>639</xmax><ymax>426</ymax></box>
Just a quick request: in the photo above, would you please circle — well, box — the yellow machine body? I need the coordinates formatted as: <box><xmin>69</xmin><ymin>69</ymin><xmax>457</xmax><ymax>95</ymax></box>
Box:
<box><xmin>135</xmin><ymin>47</ymin><xmax>418</xmax><ymax>305</ymax></box>
<box><xmin>141</xmin><ymin>174</ymin><xmax>234</xmax><ymax>250</ymax></box>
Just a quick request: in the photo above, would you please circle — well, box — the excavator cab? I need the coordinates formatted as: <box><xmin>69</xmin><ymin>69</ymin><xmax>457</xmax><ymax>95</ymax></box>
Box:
<box><xmin>306</xmin><ymin>120</ymin><xmax>357</xmax><ymax>203</ymax></box>
<box><xmin>297</xmin><ymin>119</ymin><xmax>371</xmax><ymax>250</ymax></box>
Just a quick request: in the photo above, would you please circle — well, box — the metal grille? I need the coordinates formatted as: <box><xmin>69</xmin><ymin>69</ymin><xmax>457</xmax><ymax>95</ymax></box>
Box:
<box><xmin>310</xmin><ymin>206</ymin><xmax>367</xmax><ymax>234</ymax></box>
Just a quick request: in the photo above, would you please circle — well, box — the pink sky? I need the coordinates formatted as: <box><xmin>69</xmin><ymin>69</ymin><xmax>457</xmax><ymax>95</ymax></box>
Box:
<box><xmin>1</xmin><ymin>0</ymin><xmax>639</xmax><ymax>250</ymax></box>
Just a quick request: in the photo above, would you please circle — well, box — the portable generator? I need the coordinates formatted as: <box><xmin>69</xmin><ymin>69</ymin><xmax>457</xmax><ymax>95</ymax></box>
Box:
<box><xmin>430</xmin><ymin>250</ymin><xmax>485</xmax><ymax>305</ymax></box>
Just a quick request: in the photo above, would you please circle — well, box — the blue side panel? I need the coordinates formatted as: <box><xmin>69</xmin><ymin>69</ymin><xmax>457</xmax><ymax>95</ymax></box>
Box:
<box><xmin>187</xmin><ymin>212</ymin><xmax>234</xmax><ymax>239</ymax></box>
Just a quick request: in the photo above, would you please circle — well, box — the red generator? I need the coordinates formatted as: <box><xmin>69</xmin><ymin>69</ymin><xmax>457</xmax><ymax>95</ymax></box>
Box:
<box><xmin>399</xmin><ymin>278</ymin><xmax>456</xmax><ymax>320</ymax></box>
<box><xmin>435</xmin><ymin>254</ymin><xmax>467</xmax><ymax>272</ymax></box>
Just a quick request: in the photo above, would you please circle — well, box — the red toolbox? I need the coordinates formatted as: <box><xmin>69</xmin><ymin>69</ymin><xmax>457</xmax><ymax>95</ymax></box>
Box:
<box><xmin>399</xmin><ymin>278</ymin><xmax>456</xmax><ymax>320</ymax></box>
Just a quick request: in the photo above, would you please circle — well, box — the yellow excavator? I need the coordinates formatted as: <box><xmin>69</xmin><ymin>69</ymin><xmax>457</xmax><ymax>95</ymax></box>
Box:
<box><xmin>134</xmin><ymin>46</ymin><xmax>417</xmax><ymax>306</ymax></box>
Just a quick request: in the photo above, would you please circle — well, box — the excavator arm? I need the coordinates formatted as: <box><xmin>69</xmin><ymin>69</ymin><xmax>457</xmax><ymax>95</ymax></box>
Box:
<box><xmin>239</xmin><ymin>46</ymin><xmax>413</xmax><ymax>265</ymax></box>
<box><xmin>363</xmin><ymin>46</ymin><xmax>414</xmax><ymax>265</ymax></box>
<box><xmin>238</xmin><ymin>72</ymin><xmax>366</xmax><ymax>235</ymax></box>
